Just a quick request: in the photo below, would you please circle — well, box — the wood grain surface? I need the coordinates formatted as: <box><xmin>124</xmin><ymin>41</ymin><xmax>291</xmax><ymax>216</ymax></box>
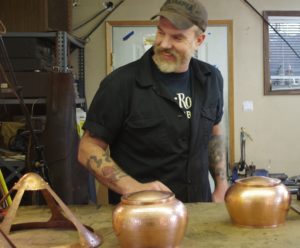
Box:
<box><xmin>3</xmin><ymin>199</ymin><xmax>300</xmax><ymax>248</ymax></box>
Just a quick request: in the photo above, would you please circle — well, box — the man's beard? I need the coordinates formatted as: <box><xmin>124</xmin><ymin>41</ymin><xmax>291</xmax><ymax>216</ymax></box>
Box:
<box><xmin>153</xmin><ymin>46</ymin><xmax>181</xmax><ymax>73</ymax></box>
<box><xmin>152</xmin><ymin>45</ymin><xmax>195</xmax><ymax>73</ymax></box>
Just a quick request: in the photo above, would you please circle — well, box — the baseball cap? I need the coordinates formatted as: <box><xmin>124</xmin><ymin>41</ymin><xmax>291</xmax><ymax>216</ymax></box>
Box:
<box><xmin>151</xmin><ymin>0</ymin><xmax>208</xmax><ymax>32</ymax></box>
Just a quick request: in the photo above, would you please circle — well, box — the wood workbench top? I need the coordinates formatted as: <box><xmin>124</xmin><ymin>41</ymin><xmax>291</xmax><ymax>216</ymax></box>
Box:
<box><xmin>3</xmin><ymin>199</ymin><xmax>300</xmax><ymax>248</ymax></box>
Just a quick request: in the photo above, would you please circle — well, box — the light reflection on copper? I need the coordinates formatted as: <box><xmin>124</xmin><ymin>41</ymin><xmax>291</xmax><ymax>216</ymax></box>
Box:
<box><xmin>225</xmin><ymin>176</ymin><xmax>291</xmax><ymax>228</ymax></box>
<box><xmin>112</xmin><ymin>190</ymin><xmax>187</xmax><ymax>248</ymax></box>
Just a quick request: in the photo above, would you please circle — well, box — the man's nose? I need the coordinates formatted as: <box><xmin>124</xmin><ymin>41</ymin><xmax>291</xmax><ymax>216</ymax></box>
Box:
<box><xmin>159</xmin><ymin>36</ymin><xmax>172</xmax><ymax>49</ymax></box>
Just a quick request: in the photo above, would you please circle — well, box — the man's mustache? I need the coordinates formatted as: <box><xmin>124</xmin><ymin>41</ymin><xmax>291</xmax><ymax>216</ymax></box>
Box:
<box><xmin>155</xmin><ymin>47</ymin><xmax>178</xmax><ymax>57</ymax></box>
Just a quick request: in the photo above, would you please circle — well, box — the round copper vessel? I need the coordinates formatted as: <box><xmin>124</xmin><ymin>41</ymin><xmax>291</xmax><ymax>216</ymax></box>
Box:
<box><xmin>225</xmin><ymin>176</ymin><xmax>291</xmax><ymax>228</ymax></box>
<box><xmin>112</xmin><ymin>190</ymin><xmax>188</xmax><ymax>248</ymax></box>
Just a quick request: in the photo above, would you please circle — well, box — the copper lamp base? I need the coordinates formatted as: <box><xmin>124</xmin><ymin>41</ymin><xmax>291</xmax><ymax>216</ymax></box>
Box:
<box><xmin>0</xmin><ymin>172</ymin><xmax>101</xmax><ymax>247</ymax></box>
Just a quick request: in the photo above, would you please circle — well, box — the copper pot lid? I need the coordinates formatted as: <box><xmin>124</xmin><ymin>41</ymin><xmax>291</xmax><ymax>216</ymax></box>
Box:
<box><xmin>121</xmin><ymin>190</ymin><xmax>175</xmax><ymax>205</ymax></box>
<box><xmin>235</xmin><ymin>176</ymin><xmax>281</xmax><ymax>187</ymax></box>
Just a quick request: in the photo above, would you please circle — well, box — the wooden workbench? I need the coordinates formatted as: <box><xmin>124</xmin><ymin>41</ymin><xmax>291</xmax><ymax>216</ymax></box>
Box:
<box><xmin>4</xmin><ymin>199</ymin><xmax>300</xmax><ymax>248</ymax></box>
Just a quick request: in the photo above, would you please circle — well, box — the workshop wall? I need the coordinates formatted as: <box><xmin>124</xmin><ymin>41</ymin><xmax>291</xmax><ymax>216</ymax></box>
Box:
<box><xmin>72</xmin><ymin>0</ymin><xmax>300</xmax><ymax>178</ymax></box>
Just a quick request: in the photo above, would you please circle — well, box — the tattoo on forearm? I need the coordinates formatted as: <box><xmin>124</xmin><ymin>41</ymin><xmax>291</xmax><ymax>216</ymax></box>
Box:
<box><xmin>103</xmin><ymin>150</ymin><xmax>112</xmax><ymax>163</ymax></box>
<box><xmin>213</xmin><ymin>167</ymin><xmax>226</xmax><ymax>180</ymax></box>
<box><xmin>208</xmin><ymin>135</ymin><xmax>226</xmax><ymax>181</ymax></box>
<box><xmin>86</xmin><ymin>151</ymin><xmax>127</xmax><ymax>183</ymax></box>
<box><xmin>208</xmin><ymin>135</ymin><xmax>225</xmax><ymax>165</ymax></box>
<box><xmin>101</xmin><ymin>166</ymin><xmax>127</xmax><ymax>183</ymax></box>
<box><xmin>87</xmin><ymin>155</ymin><xmax>103</xmax><ymax>168</ymax></box>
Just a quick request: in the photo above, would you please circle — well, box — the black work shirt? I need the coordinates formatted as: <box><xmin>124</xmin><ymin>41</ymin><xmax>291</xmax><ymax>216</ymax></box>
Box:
<box><xmin>83</xmin><ymin>47</ymin><xmax>224</xmax><ymax>204</ymax></box>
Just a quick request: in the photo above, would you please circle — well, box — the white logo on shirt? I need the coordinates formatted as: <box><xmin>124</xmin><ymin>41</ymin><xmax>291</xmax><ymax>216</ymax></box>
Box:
<box><xmin>174</xmin><ymin>93</ymin><xmax>192</xmax><ymax>119</ymax></box>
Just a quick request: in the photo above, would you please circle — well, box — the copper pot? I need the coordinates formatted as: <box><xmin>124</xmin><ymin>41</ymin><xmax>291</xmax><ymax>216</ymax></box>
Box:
<box><xmin>225</xmin><ymin>176</ymin><xmax>291</xmax><ymax>228</ymax></box>
<box><xmin>112</xmin><ymin>190</ymin><xmax>188</xmax><ymax>248</ymax></box>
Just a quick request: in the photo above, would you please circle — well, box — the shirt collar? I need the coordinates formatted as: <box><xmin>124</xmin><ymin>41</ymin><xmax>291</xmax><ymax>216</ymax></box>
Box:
<box><xmin>135</xmin><ymin>47</ymin><xmax>156</xmax><ymax>87</ymax></box>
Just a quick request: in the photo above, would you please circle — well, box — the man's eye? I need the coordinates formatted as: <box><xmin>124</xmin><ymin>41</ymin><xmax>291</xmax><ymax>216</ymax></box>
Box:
<box><xmin>173</xmin><ymin>36</ymin><xmax>183</xmax><ymax>41</ymax></box>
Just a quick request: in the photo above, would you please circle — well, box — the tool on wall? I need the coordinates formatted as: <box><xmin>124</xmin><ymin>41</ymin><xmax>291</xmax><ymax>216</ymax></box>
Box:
<box><xmin>237</xmin><ymin>127</ymin><xmax>252</xmax><ymax>172</ymax></box>
<box><xmin>72</xmin><ymin>0</ymin><xmax>80</xmax><ymax>7</ymax></box>
<box><xmin>231</xmin><ymin>127</ymin><xmax>255</xmax><ymax>181</ymax></box>
<box><xmin>230</xmin><ymin>127</ymin><xmax>299</xmax><ymax>197</ymax></box>
<box><xmin>73</xmin><ymin>0</ymin><xmax>125</xmax><ymax>41</ymax></box>
<box><xmin>73</xmin><ymin>1</ymin><xmax>114</xmax><ymax>31</ymax></box>
<box><xmin>0</xmin><ymin>20</ymin><xmax>50</xmax><ymax>184</ymax></box>
<box><xmin>231</xmin><ymin>127</ymin><xmax>269</xmax><ymax>181</ymax></box>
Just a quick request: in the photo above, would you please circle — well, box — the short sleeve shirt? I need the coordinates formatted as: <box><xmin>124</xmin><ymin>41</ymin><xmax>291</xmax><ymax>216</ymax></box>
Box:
<box><xmin>83</xmin><ymin>48</ymin><xmax>224</xmax><ymax>204</ymax></box>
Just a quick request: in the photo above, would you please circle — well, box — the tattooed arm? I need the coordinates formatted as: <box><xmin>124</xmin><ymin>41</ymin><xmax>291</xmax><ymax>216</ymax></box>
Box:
<box><xmin>78</xmin><ymin>130</ymin><xmax>171</xmax><ymax>195</ymax></box>
<box><xmin>208</xmin><ymin>124</ymin><xmax>229</xmax><ymax>203</ymax></box>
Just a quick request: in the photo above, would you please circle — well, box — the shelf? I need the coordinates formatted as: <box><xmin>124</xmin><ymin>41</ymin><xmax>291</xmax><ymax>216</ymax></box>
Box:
<box><xmin>3</xmin><ymin>32</ymin><xmax>57</xmax><ymax>38</ymax></box>
<box><xmin>3</xmin><ymin>31</ymin><xmax>85</xmax><ymax>49</ymax></box>
<box><xmin>0</xmin><ymin>98</ymin><xmax>85</xmax><ymax>105</ymax></box>
<box><xmin>2</xmin><ymin>31</ymin><xmax>85</xmax><ymax>75</ymax></box>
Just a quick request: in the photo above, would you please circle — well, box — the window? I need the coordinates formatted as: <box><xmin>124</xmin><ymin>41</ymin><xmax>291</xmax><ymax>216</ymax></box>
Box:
<box><xmin>263</xmin><ymin>11</ymin><xmax>300</xmax><ymax>95</ymax></box>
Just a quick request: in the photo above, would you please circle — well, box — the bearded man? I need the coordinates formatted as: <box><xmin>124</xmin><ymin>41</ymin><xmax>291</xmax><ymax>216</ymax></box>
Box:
<box><xmin>78</xmin><ymin>0</ymin><xmax>228</xmax><ymax>204</ymax></box>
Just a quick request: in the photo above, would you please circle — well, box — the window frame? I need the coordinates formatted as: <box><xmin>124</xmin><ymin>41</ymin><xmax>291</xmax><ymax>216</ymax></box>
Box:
<box><xmin>263</xmin><ymin>11</ymin><xmax>300</xmax><ymax>95</ymax></box>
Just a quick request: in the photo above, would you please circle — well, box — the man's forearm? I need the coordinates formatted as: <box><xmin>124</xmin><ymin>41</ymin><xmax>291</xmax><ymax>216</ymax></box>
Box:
<box><xmin>86</xmin><ymin>150</ymin><xmax>127</xmax><ymax>189</ymax></box>
<box><xmin>78</xmin><ymin>132</ymin><xmax>171</xmax><ymax>195</ymax></box>
<box><xmin>78</xmin><ymin>132</ymin><xmax>137</xmax><ymax>195</ymax></box>
<box><xmin>208</xmin><ymin>134</ymin><xmax>227</xmax><ymax>185</ymax></box>
<box><xmin>208</xmin><ymin>133</ymin><xmax>228</xmax><ymax>202</ymax></box>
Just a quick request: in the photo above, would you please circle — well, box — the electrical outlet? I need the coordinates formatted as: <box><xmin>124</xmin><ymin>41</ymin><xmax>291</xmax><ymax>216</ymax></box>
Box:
<box><xmin>243</xmin><ymin>101</ymin><xmax>253</xmax><ymax>112</ymax></box>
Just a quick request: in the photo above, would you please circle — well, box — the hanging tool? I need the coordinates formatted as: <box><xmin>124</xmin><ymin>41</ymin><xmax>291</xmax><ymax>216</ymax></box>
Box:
<box><xmin>72</xmin><ymin>0</ymin><xmax>125</xmax><ymax>41</ymax></box>
<box><xmin>82</xmin><ymin>0</ymin><xmax>125</xmax><ymax>41</ymax></box>
<box><xmin>231</xmin><ymin>127</ymin><xmax>254</xmax><ymax>182</ymax></box>
<box><xmin>73</xmin><ymin>1</ymin><xmax>114</xmax><ymax>31</ymax></box>
<box><xmin>238</xmin><ymin>127</ymin><xmax>252</xmax><ymax>172</ymax></box>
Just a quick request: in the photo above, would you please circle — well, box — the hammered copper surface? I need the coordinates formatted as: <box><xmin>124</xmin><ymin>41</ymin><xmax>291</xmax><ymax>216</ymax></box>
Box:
<box><xmin>225</xmin><ymin>176</ymin><xmax>291</xmax><ymax>228</ymax></box>
<box><xmin>0</xmin><ymin>172</ymin><xmax>101</xmax><ymax>247</ymax></box>
<box><xmin>112</xmin><ymin>190</ymin><xmax>188</xmax><ymax>248</ymax></box>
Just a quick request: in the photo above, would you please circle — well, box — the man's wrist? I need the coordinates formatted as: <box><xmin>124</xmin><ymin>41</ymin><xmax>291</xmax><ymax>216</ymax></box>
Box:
<box><xmin>117</xmin><ymin>176</ymin><xmax>141</xmax><ymax>195</ymax></box>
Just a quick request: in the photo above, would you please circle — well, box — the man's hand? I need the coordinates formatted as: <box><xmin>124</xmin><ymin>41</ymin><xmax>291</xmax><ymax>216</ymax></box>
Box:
<box><xmin>124</xmin><ymin>180</ymin><xmax>172</xmax><ymax>195</ymax></box>
<box><xmin>212</xmin><ymin>182</ymin><xmax>228</xmax><ymax>202</ymax></box>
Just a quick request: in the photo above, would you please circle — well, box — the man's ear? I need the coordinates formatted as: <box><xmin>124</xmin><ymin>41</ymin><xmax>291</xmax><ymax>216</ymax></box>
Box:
<box><xmin>195</xmin><ymin>33</ymin><xmax>206</xmax><ymax>47</ymax></box>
